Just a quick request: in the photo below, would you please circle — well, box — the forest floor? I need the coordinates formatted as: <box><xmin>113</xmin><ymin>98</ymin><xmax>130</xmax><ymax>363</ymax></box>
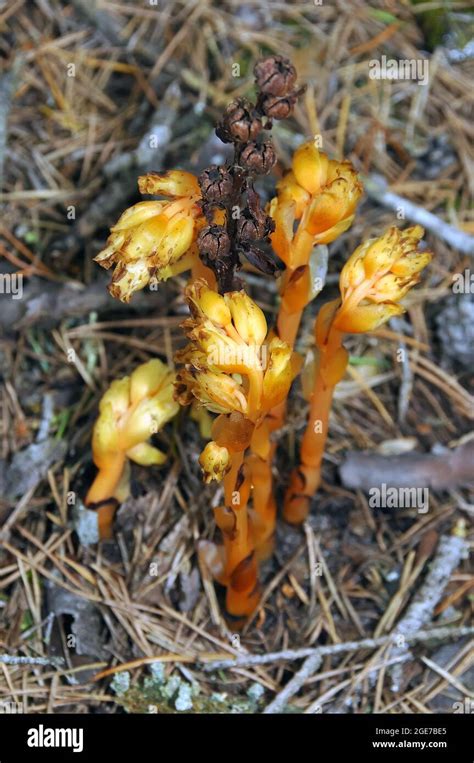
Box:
<box><xmin>0</xmin><ymin>0</ymin><xmax>472</xmax><ymax>714</ymax></box>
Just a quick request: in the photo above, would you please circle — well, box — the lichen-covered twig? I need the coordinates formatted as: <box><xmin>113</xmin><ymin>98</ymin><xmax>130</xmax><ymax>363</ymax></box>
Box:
<box><xmin>388</xmin><ymin>532</ymin><xmax>469</xmax><ymax>691</ymax></box>
<box><xmin>201</xmin><ymin>623</ymin><xmax>474</xmax><ymax>672</ymax></box>
<box><xmin>364</xmin><ymin>174</ymin><xmax>474</xmax><ymax>255</ymax></box>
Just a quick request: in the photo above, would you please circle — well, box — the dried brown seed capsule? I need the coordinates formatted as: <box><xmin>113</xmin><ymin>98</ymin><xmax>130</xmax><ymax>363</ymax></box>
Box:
<box><xmin>254</xmin><ymin>55</ymin><xmax>297</xmax><ymax>96</ymax></box>
<box><xmin>260</xmin><ymin>93</ymin><xmax>295</xmax><ymax>120</ymax></box>
<box><xmin>236</xmin><ymin>211</ymin><xmax>265</xmax><ymax>242</ymax></box>
<box><xmin>241</xmin><ymin>245</ymin><xmax>281</xmax><ymax>276</ymax></box>
<box><xmin>216</xmin><ymin>98</ymin><xmax>262</xmax><ymax>144</ymax></box>
<box><xmin>198</xmin><ymin>165</ymin><xmax>233</xmax><ymax>203</ymax></box>
<box><xmin>240</xmin><ymin>141</ymin><xmax>277</xmax><ymax>175</ymax></box>
<box><xmin>198</xmin><ymin>225</ymin><xmax>231</xmax><ymax>261</ymax></box>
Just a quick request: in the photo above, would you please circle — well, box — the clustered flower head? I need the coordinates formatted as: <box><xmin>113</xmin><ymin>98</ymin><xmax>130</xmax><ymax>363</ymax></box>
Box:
<box><xmin>86</xmin><ymin>359</ymin><xmax>178</xmax><ymax>536</ymax></box>
<box><xmin>95</xmin><ymin>171</ymin><xmax>203</xmax><ymax>302</ymax></box>
<box><xmin>283</xmin><ymin>224</ymin><xmax>432</xmax><ymax>526</ymax></box>
<box><xmin>270</xmin><ymin>141</ymin><xmax>363</xmax><ymax>268</ymax></box>
<box><xmin>175</xmin><ymin>279</ymin><xmax>301</xmax><ymax>481</ymax></box>
<box><xmin>334</xmin><ymin>224</ymin><xmax>432</xmax><ymax>332</ymax></box>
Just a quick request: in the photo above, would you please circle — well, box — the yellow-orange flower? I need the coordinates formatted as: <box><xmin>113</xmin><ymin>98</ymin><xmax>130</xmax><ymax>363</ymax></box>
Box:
<box><xmin>95</xmin><ymin>171</ymin><xmax>203</xmax><ymax>302</ymax></box>
<box><xmin>269</xmin><ymin>141</ymin><xmax>363</xmax><ymax>269</ymax></box>
<box><xmin>334</xmin><ymin>225</ymin><xmax>432</xmax><ymax>333</ymax></box>
<box><xmin>86</xmin><ymin>359</ymin><xmax>179</xmax><ymax>509</ymax></box>
<box><xmin>199</xmin><ymin>441</ymin><xmax>232</xmax><ymax>483</ymax></box>
<box><xmin>175</xmin><ymin>280</ymin><xmax>300</xmax><ymax>422</ymax></box>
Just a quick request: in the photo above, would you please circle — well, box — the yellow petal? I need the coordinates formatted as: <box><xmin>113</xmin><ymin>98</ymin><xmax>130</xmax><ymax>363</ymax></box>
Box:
<box><xmin>92</xmin><ymin>403</ymin><xmax>120</xmax><ymax>464</ymax></box>
<box><xmin>276</xmin><ymin>172</ymin><xmax>311</xmax><ymax>217</ymax></box>
<box><xmin>130</xmin><ymin>359</ymin><xmax>170</xmax><ymax>405</ymax></box>
<box><xmin>292</xmin><ymin>142</ymin><xmax>329</xmax><ymax>194</ymax></box>
<box><xmin>109</xmin><ymin>260</ymin><xmax>152</xmax><ymax>302</ymax></box>
<box><xmin>334</xmin><ymin>302</ymin><xmax>404</xmax><ymax>333</ymax></box>
<box><xmin>268</xmin><ymin>196</ymin><xmax>295</xmax><ymax>266</ymax></box>
<box><xmin>100</xmin><ymin>377</ymin><xmax>131</xmax><ymax>416</ymax></box>
<box><xmin>138</xmin><ymin>170</ymin><xmax>200</xmax><ymax>198</ymax></box>
<box><xmin>262</xmin><ymin>337</ymin><xmax>296</xmax><ymax>411</ymax></box>
<box><xmin>391</xmin><ymin>250</ymin><xmax>432</xmax><ymax>277</ymax></box>
<box><xmin>188</xmin><ymin>280</ymin><xmax>232</xmax><ymax>326</ymax></box>
<box><xmin>126</xmin><ymin>442</ymin><xmax>167</xmax><ymax>466</ymax></box>
<box><xmin>159</xmin><ymin>215</ymin><xmax>194</xmax><ymax>265</ymax></box>
<box><xmin>225</xmin><ymin>291</ymin><xmax>267</xmax><ymax>347</ymax></box>
<box><xmin>111</xmin><ymin>201</ymin><xmax>165</xmax><ymax>232</ymax></box>
<box><xmin>120</xmin><ymin>214</ymin><xmax>169</xmax><ymax>262</ymax></box>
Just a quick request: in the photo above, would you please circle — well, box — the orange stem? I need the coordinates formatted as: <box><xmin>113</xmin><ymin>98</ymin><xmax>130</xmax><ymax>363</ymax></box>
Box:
<box><xmin>283</xmin><ymin>323</ymin><xmax>347</xmax><ymax>524</ymax></box>
<box><xmin>217</xmin><ymin>451</ymin><xmax>260</xmax><ymax>620</ymax></box>
<box><xmin>85</xmin><ymin>452</ymin><xmax>126</xmax><ymax>539</ymax></box>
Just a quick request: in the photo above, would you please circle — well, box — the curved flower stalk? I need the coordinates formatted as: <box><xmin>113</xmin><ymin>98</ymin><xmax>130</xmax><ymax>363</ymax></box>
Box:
<box><xmin>175</xmin><ymin>280</ymin><xmax>300</xmax><ymax>619</ymax></box>
<box><xmin>269</xmin><ymin>141</ymin><xmax>363</xmax><ymax>348</ymax></box>
<box><xmin>95</xmin><ymin>171</ymin><xmax>206</xmax><ymax>302</ymax></box>
<box><xmin>283</xmin><ymin>225</ymin><xmax>432</xmax><ymax>524</ymax></box>
<box><xmin>86</xmin><ymin>359</ymin><xmax>179</xmax><ymax>538</ymax></box>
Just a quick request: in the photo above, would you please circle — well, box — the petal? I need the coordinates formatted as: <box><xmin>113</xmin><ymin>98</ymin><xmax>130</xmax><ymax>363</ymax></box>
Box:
<box><xmin>277</xmin><ymin>171</ymin><xmax>311</xmax><ymax>217</ymax></box>
<box><xmin>108</xmin><ymin>260</ymin><xmax>151</xmax><ymax>302</ymax></box>
<box><xmin>158</xmin><ymin>215</ymin><xmax>195</xmax><ymax>265</ymax></box>
<box><xmin>100</xmin><ymin>377</ymin><xmax>131</xmax><ymax>416</ymax></box>
<box><xmin>130</xmin><ymin>359</ymin><xmax>170</xmax><ymax>404</ymax></box>
<box><xmin>111</xmin><ymin>201</ymin><xmax>165</xmax><ymax>232</ymax></box>
<box><xmin>126</xmin><ymin>442</ymin><xmax>167</xmax><ymax>466</ymax></box>
<box><xmin>292</xmin><ymin>142</ymin><xmax>329</xmax><ymax>194</ymax></box>
<box><xmin>225</xmin><ymin>291</ymin><xmax>267</xmax><ymax>346</ymax></box>
<box><xmin>138</xmin><ymin>170</ymin><xmax>200</xmax><ymax>198</ymax></box>
<box><xmin>268</xmin><ymin>196</ymin><xmax>295</xmax><ymax>266</ymax></box>
<box><xmin>334</xmin><ymin>302</ymin><xmax>404</xmax><ymax>333</ymax></box>
<box><xmin>312</xmin><ymin>214</ymin><xmax>355</xmax><ymax>245</ymax></box>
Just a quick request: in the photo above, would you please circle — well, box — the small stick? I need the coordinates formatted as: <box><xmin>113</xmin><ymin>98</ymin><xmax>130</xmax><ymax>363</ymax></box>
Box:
<box><xmin>364</xmin><ymin>175</ymin><xmax>474</xmax><ymax>255</ymax></box>
<box><xmin>389</xmin><ymin>532</ymin><xmax>469</xmax><ymax>691</ymax></box>
<box><xmin>201</xmin><ymin>623</ymin><xmax>474</xmax><ymax>671</ymax></box>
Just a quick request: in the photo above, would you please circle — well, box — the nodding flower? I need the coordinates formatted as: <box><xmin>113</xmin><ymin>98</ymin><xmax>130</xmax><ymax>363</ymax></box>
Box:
<box><xmin>283</xmin><ymin>225</ymin><xmax>432</xmax><ymax>526</ymax></box>
<box><xmin>199</xmin><ymin>440</ymin><xmax>232</xmax><ymax>483</ymax></box>
<box><xmin>86</xmin><ymin>359</ymin><xmax>179</xmax><ymax>538</ymax></box>
<box><xmin>269</xmin><ymin>141</ymin><xmax>363</xmax><ymax>268</ymax></box>
<box><xmin>95</xmin><ymin>171</ymin><xmax>204</xmax><ymax>302</ymax></box>
<box><xmin>174</xmin><ymin>280</ymin><xmax>301</xmax><ymax>457</ymax></box>
<box><xmin>334</xmin><ymin>225</ymin><xmax>432</xmax><ymax>333</ymax></box>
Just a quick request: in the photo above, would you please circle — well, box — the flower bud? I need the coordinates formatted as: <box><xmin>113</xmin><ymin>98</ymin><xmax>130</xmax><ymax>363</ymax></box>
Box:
<box><xmin>199</xmin><ymin>441</ymin><xmax>232</xmax><ymax>483</ymax></box>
